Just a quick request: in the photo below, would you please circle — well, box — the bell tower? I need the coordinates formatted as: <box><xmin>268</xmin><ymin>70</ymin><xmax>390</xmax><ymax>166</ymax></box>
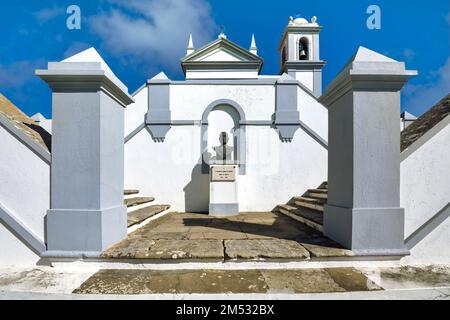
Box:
<box><xmin>278</xmin><ymin>14</ymin><xmax>326</xmax><ymax>97</ymax></box>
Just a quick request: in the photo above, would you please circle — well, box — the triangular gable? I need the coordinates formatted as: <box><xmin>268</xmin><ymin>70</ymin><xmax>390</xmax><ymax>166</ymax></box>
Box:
<box><xmin>181</xmin><ymin>38</ymin><xmax>262</xmax><ymax>63</ymax></box>
<box><xmin>63</xmin><ymin>47</ymin><xmax>116</xmax><ymax>76</ymax></box>
<box><xmin>181</xmin><ymin>37</ymin><xmax>263</xmax><ymax>78</ymax></box>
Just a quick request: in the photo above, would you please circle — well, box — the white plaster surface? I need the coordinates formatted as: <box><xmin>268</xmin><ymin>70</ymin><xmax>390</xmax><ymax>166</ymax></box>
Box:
<box><xmin>295</xmin><ymin>72</ymin><xmax>314</xmax><ymax>92</ymax></box>
<box><xmin>31</xmin><ymin>113</ymin><xmax>52</xmax><ymax>134</ymax></box>
<box><xmin>186</xmin><ymin>70</ymin><xmax>259</xmax><ymax>79</ymax></box>
<box><xmin>124</xmin><ymin>123</ymin><xmax>327</xmax><ymax>213</ymax></box>
<box><xmin>403</xmin><ymin>218</ymin><xmax>450</xmax><ymax>264</ymax></box>
<box><xmin>0</xmin><ymin>126</ymin><xmax>49</xmax><ymax>266</ymax></box>
<box><xmin>400</xmin><ymin>122</ymin><xmax>450</xmax><ymax>263</ymax></box>
<box><xmin>401</xmin><ymin>123</ymin><xmax>450</xmax><ymax>237</ymax></box>
<box><xmin>170</xmin><ymin>84</ymin><xmax>276</xmax><ymax>121</ymax></box>
<box><xmin>125</xmin><ymin>82</ymin><xmax>328</xmax><ymax>212</ymax></box>
<box><xmin>125</xmin><ymin>85</ymin><xmax>148</xmax><ymax>137</ymax></box>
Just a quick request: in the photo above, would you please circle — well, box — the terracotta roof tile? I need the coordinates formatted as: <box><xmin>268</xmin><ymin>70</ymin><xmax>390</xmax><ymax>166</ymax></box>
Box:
<box><xmin>0</xmin><ymin>93</ymin><xmax>51</xmax><ymax>152</ymax></box>
<box><xmin>401</xmin><ymin>93</ymin><xmax>450</xmax><ymax>152</ymax></box>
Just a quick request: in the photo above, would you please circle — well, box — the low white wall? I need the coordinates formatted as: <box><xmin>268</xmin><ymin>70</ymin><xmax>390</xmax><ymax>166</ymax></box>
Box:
<box><xmin>400</xmin><ymin>117</ymin><xmax>450</xmax><ymax>263</ymax></box>
<box><xmin>403</xmin><ymin>213</ymin><xmax>450</xmax><ymax>265</ymax></box>
<box><xmin>0</xmin><ymin>126</ymin><xmax>50</xmax><ymax>266</ymax></box>
<box><xmin>125</xmin><ymin>125</ymin><xmax>327</xmax><ymax>212</ymax></box>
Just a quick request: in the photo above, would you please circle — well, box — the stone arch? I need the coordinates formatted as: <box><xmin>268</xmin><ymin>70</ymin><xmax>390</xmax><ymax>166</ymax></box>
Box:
<box><xmin>201</xmin><ymin>99</ymin><xmax>246</xmax><ymax>124</ymax></box>
<box><xmin>201</xmin><ymin>99</ymin><xmax>246</xmax><ymax>174</ymax></box>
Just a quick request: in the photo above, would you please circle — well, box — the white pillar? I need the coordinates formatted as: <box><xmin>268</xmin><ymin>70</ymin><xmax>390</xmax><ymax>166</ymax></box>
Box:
<box><xmin>36</xmin><ymin>48</ymin><xmax>134</xmax><ymax>256</ymax></box>
<box><xmin>319</xmin><ymin>47</ymin><xmax>417</xmax><ymax>255</ymax></box>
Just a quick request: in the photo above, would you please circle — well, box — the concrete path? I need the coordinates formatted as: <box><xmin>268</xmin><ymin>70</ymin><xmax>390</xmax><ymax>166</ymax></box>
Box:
<box><xmin>0</xmin><ymin>264</ymin><xmax>449</xmax><ymax>299</ymax></box>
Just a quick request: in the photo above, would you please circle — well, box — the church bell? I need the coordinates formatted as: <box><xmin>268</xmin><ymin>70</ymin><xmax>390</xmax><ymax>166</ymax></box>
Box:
<box><xmin>299</xmin><ymin>50</ymin><xmax>307</xmax><ymax>60</ymax></box>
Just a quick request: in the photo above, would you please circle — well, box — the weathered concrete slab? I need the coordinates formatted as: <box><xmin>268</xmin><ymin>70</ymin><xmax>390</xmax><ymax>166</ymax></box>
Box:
<box><xmin>364</xmin><ymin>265</ymin><xmax>450</xmax><ymax>289</ymax></box>
<box><xmin>73</xmin><ymin>269</ymin><xmax>268</xmax><ymax>294</ymax></box>
<box><xmin>145</xmin><ymin>232</ymin><xmax>189</xmax><ymax>240</ymax></box>
<box><xmin>73</xmin><ymin>268</ymin><xmax>382</xmax><ymax>295</ymax></box>
<box><xmin>124</xmin><ymin>197</ymin><xmax>154</xmax><ymax>208</ymax></box>
<box><xmin>202</xmin><ymin>232</ymin><xmax>248</xmax><ymax>240</ymax></box>
<box><xmin>127</xmin><ymin>205</ymin><xmax>170</xmax><ymax>227</ymax></box>
<box><xmin>144</xmin><ymin>240</ymin><xmax>224</xmax><ymax>260</ymax></box>
<box><xmin>124</xmin><ymin>189</ymin><xmax>139</xmax><ymax>195</ymax></box>
<box><xmin>325</xmin><ymin>268</ymin><xmax>382</xmax><ymax>291</ymax></box>
<box><xmin>101</xmin><ymin>239</ymin><xmax>156</xmax><ymax>259</ymax></box>
<box><xmin>301</xmin><ymin>243</ymin><xmax>355</xmax><ymax>258</ymax></box>
<box><xmin>225</xmin><ymin>239</ymin><xmax>310</xmax><ymax>260</ymax></box>
<box><xmin>262</xmin><ymin>269</ymin><xmax>345</xmax><ymax>293</ymax></box>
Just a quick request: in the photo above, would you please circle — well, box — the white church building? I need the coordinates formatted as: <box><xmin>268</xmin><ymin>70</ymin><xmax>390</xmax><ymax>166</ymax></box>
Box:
<box><xmin>0</xmin><ymin>15</ymin><xmax>449</xmax><ymax>266</ymax></box>
<box><xmin>125</xmin><ymin>15</ymin><xmax>328</xmax><ymax>213</ymax></box>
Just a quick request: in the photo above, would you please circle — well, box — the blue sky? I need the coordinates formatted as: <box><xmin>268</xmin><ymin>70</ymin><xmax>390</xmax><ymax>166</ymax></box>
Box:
<box><xmin>0</xmin><ymin>0</ymin><xmax>448</xmax><ymax>119</ymax></box>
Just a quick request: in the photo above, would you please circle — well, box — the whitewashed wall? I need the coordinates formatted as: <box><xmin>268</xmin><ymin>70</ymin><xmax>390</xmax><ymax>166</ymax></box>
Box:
<box><xmin>124</xmin><ymin>82</ymin><xmax>328</xmax><ymax>212</ymax></box>
<box><xmin>0</xmin><ymin>126</ymin><xmax>50</xmax><ymax>266</ymax></box>
<box><xmin>125</xmin><ymin>85</ymin><xmax>148</xmax><ymax>137</ymax></box>
<box><xmin>400</xmin><ymin>118</ymin><xmax>450</xmax><ymax>263</ymax></box>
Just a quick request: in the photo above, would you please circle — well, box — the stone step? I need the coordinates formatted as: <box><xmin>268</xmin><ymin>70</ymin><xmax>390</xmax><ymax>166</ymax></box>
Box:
<box><xmin>127</xmin><ymin>205</ymin><xmax>170</xmax><ymax>228</ymax></box>
<box><xmin>124</xmin><ymin>197</ymin><xmax>155</xmax><ymax>208</ymax></box>
<box><xmin>319</xmin><ymin>181</ymin><xmax>328</xmax><ymax>189</ymax></box>
<box><xmin>293</xmin><ymin>196</ymin><xmax>325</xmax><ymax>212</ymax></box>
<box><xmin>276</xmin><ymin>204</ymin><xmax>324</xmax><ymax>232</ymax></box>
<box><xmin>124</xmin><ymin>189</ymin><xmax>139</xmax><ymax>196</ymax></box>
<box><xmin>307</xmin><ymin>189</ymin><xmax>328</xmax><ymax>199</ymax></box>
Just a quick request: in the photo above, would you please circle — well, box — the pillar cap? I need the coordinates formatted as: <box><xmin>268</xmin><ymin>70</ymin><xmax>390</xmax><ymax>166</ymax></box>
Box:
<box><xmin>320</xmin><ymin>46</ymin><xmax>417</xmax><ymax>106</ymax></box>
<box><xmin>147</xmin><ymin>71</ymin><xmax>171</xmax><ymax>85</ymax></box>
<box><xmin>36</xmin><ymin>47</ymin><xmax>134</xmax><ymax>106</ymax></box>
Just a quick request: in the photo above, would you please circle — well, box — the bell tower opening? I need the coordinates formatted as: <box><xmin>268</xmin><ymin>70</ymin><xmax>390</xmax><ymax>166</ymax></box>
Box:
<box><xmin>299</xmin><ymin>37</ymin><xmax>309</xmax><ymax>60</ymax></box>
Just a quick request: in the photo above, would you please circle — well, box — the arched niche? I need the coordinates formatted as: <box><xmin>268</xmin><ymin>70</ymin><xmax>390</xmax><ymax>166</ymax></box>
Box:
<box><xmin>298</xmin><ymin>37</ymin><xmax>309</xmax><ymax>60</ymax></box>
<box><xmin>201</xmin><ymin>99</ymin><xmax>246</xmax><ymax>175</ymax></box>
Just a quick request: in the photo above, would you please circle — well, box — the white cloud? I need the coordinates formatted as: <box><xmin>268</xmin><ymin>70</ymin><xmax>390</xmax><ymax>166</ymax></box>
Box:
<box><xmin>402</xmin><ymin>48</ymin><xmax>415</xmax><ymax>61</ymax></box>
<box><xmin>33</xmin><ymin>7</ymin><xmax>65</xmax><ymax>23</ymax></box>
<box><xmin>0</xmin><ymin>60</ymin><xmax>44</xmax><ymax>88</ymax></box>
<box><xmin>403</xmin><ymin>57</ymin><xmax>450</xmax><ymax>116</ymax></box>
<box><xmin>89</xmin><ymin>0</ymin><xmax>218</xmax><ymax>74</ymax></box>
<box><xmin>402</xmin><ymin>12</ymin><xmax>450</xmax><ymax>116</ymax></box>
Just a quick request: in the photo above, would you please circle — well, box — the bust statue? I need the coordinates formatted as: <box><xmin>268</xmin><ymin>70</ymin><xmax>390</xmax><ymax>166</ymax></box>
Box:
<box><xmin>213</xmin><ymin>132</ymin><xmax>234</xmax><ymax>163</ymax></box>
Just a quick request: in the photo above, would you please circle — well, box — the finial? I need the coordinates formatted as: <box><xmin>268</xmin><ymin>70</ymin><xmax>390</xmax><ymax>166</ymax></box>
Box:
<box><xmin>250</xmin><ymin>33</ymin><xmax>257</xmax><ymax>55</ymax></box>
<box><xmin>186</xmin><ymin>33</ymin><xmax>195</xmax><ymax>55</ymax></box>
<box><xmin>218</xmin><ymin>25</ymin><xmax>227</xmax><ymax>39</ymax></box>
<box><xmin>311</xmin><ymin>16</ymin><xmax>317</xmax><ymax>23</ymax></box>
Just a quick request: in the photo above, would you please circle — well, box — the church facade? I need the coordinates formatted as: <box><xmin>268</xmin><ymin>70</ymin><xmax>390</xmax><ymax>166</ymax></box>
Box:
<box><xmin>0</xmin><ymin>14</ymin><xmax>448</xmax><ymax>266</ymax></box>
<box><xmin>124</xmin><ymin>15</ymin><xmax>328</xmax><ymax>213</ymax></box>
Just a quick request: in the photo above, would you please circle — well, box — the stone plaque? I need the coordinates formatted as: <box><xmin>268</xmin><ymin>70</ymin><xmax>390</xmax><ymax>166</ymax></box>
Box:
<box><xmin>211</xmin><ymin>165</ymin><xmax>236</xmax><ymax>182</ymax></box>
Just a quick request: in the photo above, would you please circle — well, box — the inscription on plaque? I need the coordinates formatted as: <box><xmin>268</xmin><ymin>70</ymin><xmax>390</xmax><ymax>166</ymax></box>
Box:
<box><xmin>211</xmin><ymin>166</ymin><xmax>236</xmax><ymax>182</ymax></box>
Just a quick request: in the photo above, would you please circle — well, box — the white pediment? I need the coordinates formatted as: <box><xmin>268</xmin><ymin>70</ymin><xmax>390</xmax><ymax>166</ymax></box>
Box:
<box><xmin>194</xmin><ymin>47</ymin><xmax>249</xmax><ymax>62</ymax></box>
<box><xmin>182</xmin><ymin>38</ymin><xmax>262</xmax><ymax>63</ymax></box>
<box><xmin>181</xmin><ymin>37</ymin><xmax>263</xmax><ymax>79</ymax></box>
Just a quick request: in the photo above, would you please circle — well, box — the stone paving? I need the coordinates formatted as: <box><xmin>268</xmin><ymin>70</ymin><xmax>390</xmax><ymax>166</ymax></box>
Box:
<box><xmin>101</xmin><ymin>212</ymin><xmax>354</xmax><ymax>261</ymax></box>
<box><xmin>73</xmin><ymin>268</ymin><xmax>381</xmax><ymax>294</ymax></box>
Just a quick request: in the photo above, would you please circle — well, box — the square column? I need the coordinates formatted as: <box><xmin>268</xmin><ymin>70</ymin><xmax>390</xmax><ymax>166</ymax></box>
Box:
<box><xmin>319</xmin><ymin>47</ymin><xmax>417</xmax><ymax>255</ymax></box>
<box><xmin>36</xmin><ymin>48</ymin><xmax>134</xmax><ymax>256</ymax></box>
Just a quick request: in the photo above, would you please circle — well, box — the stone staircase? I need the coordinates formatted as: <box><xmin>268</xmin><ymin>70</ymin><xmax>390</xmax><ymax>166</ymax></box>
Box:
<box><xmin>274</xmin><ymin>182</ymin><xmax>327</xmax><ymax>233</ymax></box>
<box><xmin>124</xmin><ymin>189</ymin><xmax>170</xmax><ymax>230</ymax></box>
